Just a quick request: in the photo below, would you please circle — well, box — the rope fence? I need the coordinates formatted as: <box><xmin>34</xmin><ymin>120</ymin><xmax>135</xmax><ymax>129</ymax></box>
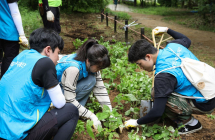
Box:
<box><xmin>100</xmin><ymin>9</ymin><xmax>172</xmax><ymax>48</ymax></box>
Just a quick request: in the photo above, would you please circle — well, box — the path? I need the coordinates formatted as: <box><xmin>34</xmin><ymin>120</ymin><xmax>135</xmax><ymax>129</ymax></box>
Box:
<box><xmin>107</xmin><ymin>4</ymin><xmax>215</xmax><ymax>50</ymax></box>
<box><xmin>107</xmin><ymin>4</ymin><xmax>131</xmax><ymax>12</ymax></box>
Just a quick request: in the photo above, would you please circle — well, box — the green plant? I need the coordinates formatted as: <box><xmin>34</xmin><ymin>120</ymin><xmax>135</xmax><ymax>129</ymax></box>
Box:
<box><xmin>19</xmin><ymin>6</ymin><xmax>43</xmax><ymax>36</ymax></box>
<box><xmin>61</xmin><ymin>0</ymin><xmax>109</xmax><ymax>13</ymax></box>
<box><xmin>87</xmin><ymin>105</ymin><xmax>124</xmax><ymax>140</ymax></box>
<box><xmin>141</xmin><ymin>124</ymin><xmax>180</xmax><ymax>140</ymax></box>
<box><xmin>86</xmin><ymin>120</ymin><xmax>95</xmax><ymax>140</ymax></box>
<box><xmin>72</xmin><ymin>38</ymin><xmax>88</xmax><ymax>49</ymax></box>
<box><xmin>131</xmin><ymin>6</ymin><xmax>189</xmax><ymax>16</ymax></box>
<box><xmin>125</xmin><ymin>107</ymin><xmax>140</xmax><ymax>119</ymax></box>
<box><xmin>96</xmin><ymin>127</ymin><xmax>120</xmax><ymax>140</ymax></box>
<box><xmin>66</xmin><ymin>38</ymin><xmax>180</xmax><ymax>139</ymax></box>
<box><xmin>71</xmin><ymin>120</ymin><xmax>85</xmax><ymax>139</ymax></box>
<box><xmin>207</xmin><ymin>114</ymin><xmax>215</xmax><ymax>120</ymax></box>
<box><xmin>97</xmin><ymin>105</ymin><xmax>123</xmax><ymax>131</ymax></box>
<box><xmin>128</xmin><ymin>127</ymin><xmax>145</xmax><ymax>140</ymax></box>
<box><xmin>113</xmin><ymin>93</ymin><xmax>138</xmax><ymax>111</ymax></box>
<box><xmin>86</xmin><ymin>94</ymin><xmax>102</xmax><ymax>113</ymax></box>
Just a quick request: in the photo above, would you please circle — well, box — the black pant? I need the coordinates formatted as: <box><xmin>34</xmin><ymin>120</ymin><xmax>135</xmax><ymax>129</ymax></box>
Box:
<box><xmin>40</xmin><ymin>7</ymin><xmax>61</xmax><ymax>34</ymax></box>
<box><xmin>24</xmin><ymin>103</ymin><xmax>79</xmax><ymax>140</ymax></box>
<box><xmin>0</xmin><ymin>48</ymin><xmax>3</xmax><ymax>62</ymax></box>
<box><xmin>0</xmin><ymin>39</ymin><xmax>20</xmax><ymax>77</ymax></box>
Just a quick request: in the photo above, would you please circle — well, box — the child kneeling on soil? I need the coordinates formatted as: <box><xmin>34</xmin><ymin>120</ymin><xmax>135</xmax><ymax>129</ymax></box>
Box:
<box><xmin>56</xmin><ymin>39</ymin><xmax>113</xmax><ymax>129</ymax></box>
<box><xmin>0</xmin><ymin>28</ymin><xmax>79</xmax><ymax>140</ymax></box>
<box><xmin>125</xmin><ymin>27</ymin><xmax>215</xmax><ymax>135</ymax></box>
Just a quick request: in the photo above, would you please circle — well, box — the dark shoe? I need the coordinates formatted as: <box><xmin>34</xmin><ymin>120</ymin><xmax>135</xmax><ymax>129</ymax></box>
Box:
<box><xmin>178</xmin><ymin>121</ymin><xmax>202</xmax><ymax>135</ymax></box>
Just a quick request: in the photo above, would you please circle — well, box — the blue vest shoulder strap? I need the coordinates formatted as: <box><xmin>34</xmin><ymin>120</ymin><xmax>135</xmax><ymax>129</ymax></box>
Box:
<box><xmin>155</xmin><ymin>43</ymin><xmax>206</xmax><ymax>103</ymax></box>
<box><xmin>56</xmin><ymin>53</ymin><xmax>88</xmax><ymax>82</ymax></box>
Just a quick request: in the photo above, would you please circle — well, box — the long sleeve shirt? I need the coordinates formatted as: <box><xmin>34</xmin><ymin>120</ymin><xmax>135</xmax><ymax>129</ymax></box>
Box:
<box><xmin>60</xmin><ymin>67</ymin><xmax>112</xmax><ymax>118</ymax></box>
<box><xmin>137</xmin><ymin>29</ymin><xmax>215</xmax><ymax>125</ymax></box>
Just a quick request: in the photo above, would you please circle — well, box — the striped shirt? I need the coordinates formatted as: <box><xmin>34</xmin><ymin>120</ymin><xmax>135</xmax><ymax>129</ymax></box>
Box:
<box><xmin>60</xmin><ymin>66</ymin><xmax>112</xmax><ymax>118</ymax></box>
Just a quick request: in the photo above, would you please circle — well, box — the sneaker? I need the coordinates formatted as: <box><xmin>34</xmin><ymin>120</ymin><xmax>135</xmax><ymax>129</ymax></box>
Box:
<box><xmin>178</xmin><ymin>121</ymin><xmax>202</xmax><ymax>135</ymax></box>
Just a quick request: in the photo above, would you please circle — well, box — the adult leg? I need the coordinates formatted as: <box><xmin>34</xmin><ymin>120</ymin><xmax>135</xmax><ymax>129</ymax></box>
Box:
<box><xmin>41</xmin><ymin>7</ymin><xmax>55</xmax><ymax>31</ymax></box>
<box><xmin>164</xmin><ymin>93</ymin><xmax>213</xmax><ymax>134</ymax></box>
<box><xmin>75</xmin><ymin>74</ymin><xmax>96</xmax><ymax>106</ymax></box>
<box><xmin>41</xmin><ymin>7</ymin><xmax>60</xmax><ymax>34</ymax></box>
<box><xmin>164</xmin><ymin>94</ymin><xmax>193</xmax><ymax>126</ymax></box>
<box><xmin>47</xmin><ymin>7</ymin><xmax>61</xmax><ymax>34</ymax></box>
<box><xmin>54</xmin><ymin>7</ymin><xmax>61</xmax><ymax>34</ymax></box>
<box><xmin>25</xmin><ymin>103</ymin><xmax>79</xmax><ymax>140</ymax></box>
<box><xmin>1</xmin><ymin>39</ymin><xmax>19</xmax><ymax>77</ymax></box>
<box><xmin>53</xmin><ymin>103</ymin><xmax>79</xmax><ymax>140</ymax></box>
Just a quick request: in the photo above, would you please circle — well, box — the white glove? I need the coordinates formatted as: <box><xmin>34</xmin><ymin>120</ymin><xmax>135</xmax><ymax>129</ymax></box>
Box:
<box><xmin>124</xmin><ymin>119</ymin><xmax>138</xmax><ymax>129</ymax></box>
<box><xmin>153</xmin><ymin>26</ymin><xmax>168</xmax><ymax>36</ymax></box>
<box><xmin>47</xmin><ymin>10</ymin><xmax>54</xmax><ymax>22</ymax></box>
<box><xmin>89</xmin><ymin>113</ymin><xmax>102</xmax><ymax>130</ymax></box>
<box><xmin>19</xmin><ymin>35</ymin><xmax>29</xmax><ymax>48</ymax></box>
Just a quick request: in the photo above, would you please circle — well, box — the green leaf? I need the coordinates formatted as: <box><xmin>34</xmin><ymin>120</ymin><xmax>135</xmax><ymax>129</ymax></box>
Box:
<box><xmin>124</xmin><ymin>94</ymin><xmax>138</xmax><ymax>101</ymax></box>
<box><xmin>152</xmin><ymin>124</ymin><xmax>160</xmax><ymax>129</ymax></box>
<box><xmin>153</xmin><ymin>134</ymin><xmax>162</xmax><ymax>140</ymax></box>
<box><xmin>86</xmin><ymin>120</ymin><xmax>95</xmax><ymax>139</ymax></box>
<box><xmin>103</xmin><ymin>121</ymin><xmax>109</xmax><ymax>128</ymax></box>
<box><xmin>167</xmin><ymin>126</ymin><xmax>175</xmax><ymax>132</ymax></box>
<box><xmin>96</xmin><ymin>112</ymin><xmax>109</xmax><ymax>120</ymax></box>
<box><xmin>113</xmin><ymin>132</ymin><xmax>119</xmax><ymax>138</ymax></box>
<box><xmin>108</xmin><ymin>133</ymin><xmax>114</xmax><ymax>139</ymax></box>
<box><xmin>103</xmin><ymin>105</ymin><xmax>111</xmax><ymax>112</ymax></box>
<box><xmin>125</xmin><ymin>110</ymin><xmax>131</xmax><ymax>116</ymax></box>
<box><xmin>144</xmin><ymin>132</ymin><xmax>152</xmax><ymax>137</ymax></box>
<box><xmin>97</xmin><ymin>125</ymin><xmax>103</xmax><ymax>133</ymax></box>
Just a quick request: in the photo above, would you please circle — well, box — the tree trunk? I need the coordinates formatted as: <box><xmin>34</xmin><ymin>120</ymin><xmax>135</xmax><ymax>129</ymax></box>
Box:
<box><xmin>140</xmin><ymin>0</ymin><xmax>143</xmax><ymax>7</ymax></box>
<box><xmin>188</xmin><ymin>0</ymin><xmax>192</xmax><ymax>9</ymax></box>
<box><xmin>174</xmin><ymin>0</ymin><xmax>178</xmax><ymax>7</ymax></box>
<box><xmin>181</xmin><ymin>0</ymin><xmax>184</xmax><ymax>8</ymax></box>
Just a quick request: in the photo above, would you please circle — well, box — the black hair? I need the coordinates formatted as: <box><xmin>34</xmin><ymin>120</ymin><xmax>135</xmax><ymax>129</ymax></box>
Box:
<box><xmin>74</xmin><ymin>39</ymin><xmax>110</xmax><ymax>69</ymax></box>
<box><xmin>128</xmin><ymin>39</ymin><xmax>157</xmax><ymax>63</ymax></box>
<box><xmin>29</xmin><ymin>28</ymin><xmax>64</xmax><ymax>53</ymax></box>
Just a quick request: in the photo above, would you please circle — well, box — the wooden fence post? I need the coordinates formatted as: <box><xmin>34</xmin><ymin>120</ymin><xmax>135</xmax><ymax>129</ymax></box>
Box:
<box><xmin>125</xmin><ymin>20</ymin><xmax>128</xmax><ymax>43</ymax></box>
<box><xmin>106</xmin><ymin>13</ymin><xmax>108</xmax><ymax>26</ymax></box>
<box><xmin>114</xmin><ymin>16</ymin><xmax>117</xmax><ymax>33</ymax></box>
<box><xmin>134</xmin><ymin>0</ymin><xmax>136</xmax><ymax>7</ymax></box>
<box><xmin>141</xmin><ymin>27</ymin><xmax>144</xmax><ymax>39</ymax></box>
<box><xmin>101</xmin><ymin>9</ymin><xmax>104</xmax><ymax>22</ymax></box>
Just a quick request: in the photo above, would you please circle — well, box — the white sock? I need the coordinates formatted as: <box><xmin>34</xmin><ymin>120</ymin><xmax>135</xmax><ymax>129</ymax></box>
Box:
<box><xmin>189</xmin><ymin>118</ymin><xmax>198</xmax><ymax>126</ymax></box>
<box><xmin>184</xmin><ymin>117</ymin><xmax>198</xmax><ymax>126</ymax></box>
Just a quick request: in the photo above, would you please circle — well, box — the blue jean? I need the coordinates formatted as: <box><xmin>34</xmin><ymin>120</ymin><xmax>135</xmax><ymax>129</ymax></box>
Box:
<box><xmin>75</xmin><ymin>74</ymin><xmax>96</xmax><ymax>106</ymax></box>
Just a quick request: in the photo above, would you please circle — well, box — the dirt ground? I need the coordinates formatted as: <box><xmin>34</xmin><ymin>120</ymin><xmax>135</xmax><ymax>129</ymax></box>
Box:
<box><xmin>59</xmin><ymin>10</ymin><xmax>215</xmax><ymax>140</ymax></box>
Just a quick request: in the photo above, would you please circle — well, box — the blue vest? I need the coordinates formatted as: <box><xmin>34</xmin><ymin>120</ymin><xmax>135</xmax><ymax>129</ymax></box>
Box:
<box><xmin>155</xmin><ymin>43</ymin><xmax>206</xmax><ymax>103</ymax></box>
<box><xmin>0</xmin><ymin>0</ymin><xmax>19</xmax><ymax>41</ymax></box>
<box><xmin>0</xmin><ymin>49</ymin><xmax>51</xmax><ymax>140</ymax></box>
<box><xmin>56</xmin><ymin>53</ymin><xmax>88</xmax><ymax>82</ymax></box>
